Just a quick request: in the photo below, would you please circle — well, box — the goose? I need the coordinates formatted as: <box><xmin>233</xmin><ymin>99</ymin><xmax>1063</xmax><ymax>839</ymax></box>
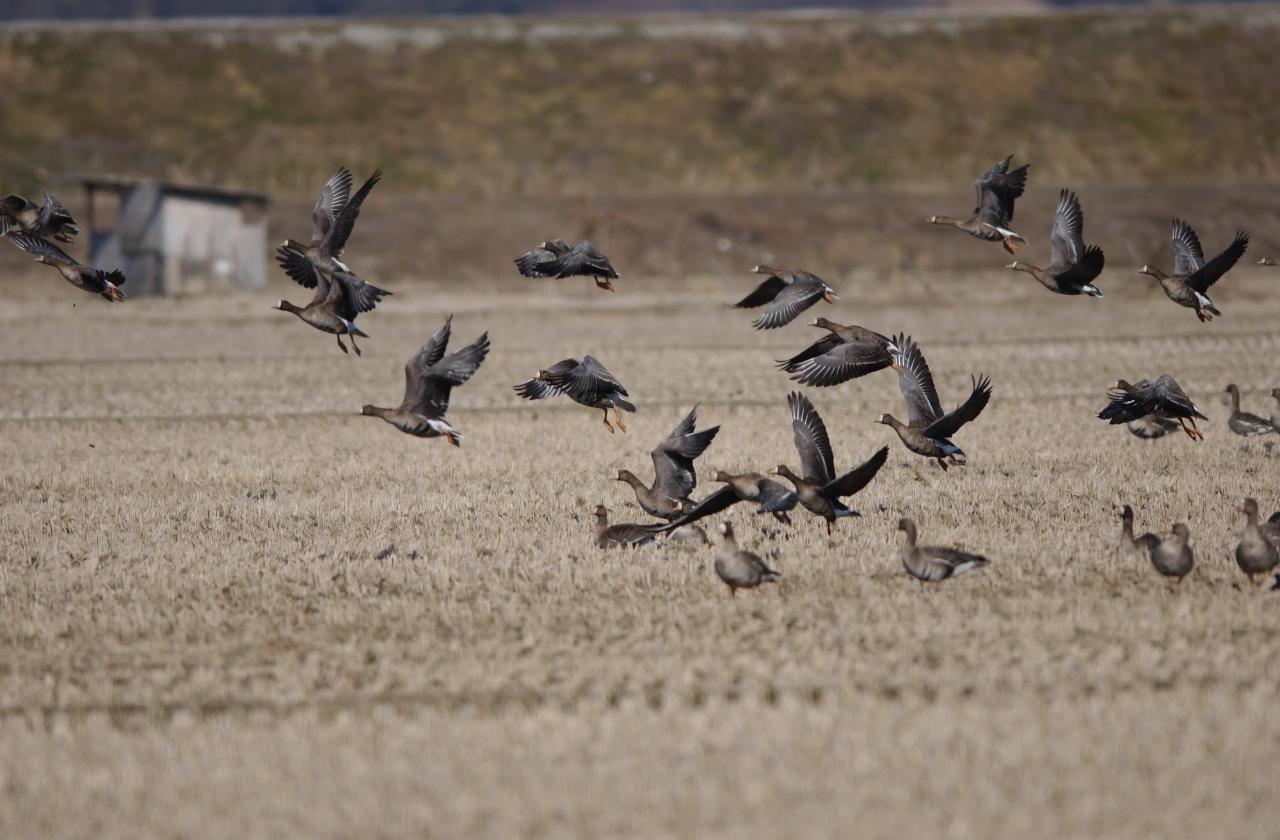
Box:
<box><xmin>595</xmin><ymin>505</ymin><xmax>658</xmax><ymax>549</ymax></box>
<box><xmin>514</xmin><ymin>239</ymin><xmax>619</xmax><ymax>291</ymax></box>
<box><xmin>1236</xmin><ymin>498</ymin><xmax>1279</xmax><ymax>587</ymax></box>
<box><xmin>1272</xmin><ymin>388</ymin><xmax>1280</xmax><ymax>432</ymax></box>
<box><xmin>926</xmin><ymin>155</ymin><xmax>1029</xmax><ymax>254</ymax></box>
<box><xmin>1006</xmin><ymin>189</ymin><xmax>1104</xmax><ymax>297</ymax></box>
<box><xmin>1224</xmin><ymin>384</ymin><xmax>1277</xmax><ymax>437</ymax></box>
<box><xmin>359</xmin><ymin>316</ymin><xmax>489</xmax><ymax>446</ymax></box>
<box><xmin>0</xmin><ymin>193</ymin><xmax>79</xmax><ymax>242</ymax></box>
<box><xmin>876</xmin><ymin>334</ymin><xmax>992</xmax><ymax>469</ymax></box>
<box><xmin>1126</xmin><ymin>415</ymin><xmax>1180</xmax><ymax>439</ymax></box>
<box><xmin>1148</xmin><ymin>524</ymin><xmax>1195</xmax><ymax>588</ymax></box>
<box><xmin>732</xmin><ymin>266</ymin><xmax>837</xmax><ymax>330</ymax></box>
<box><xmin>661</xmin><ymin>524</ymin><xmax>711</xmax><ymax>548</ymax></box>
<box><xmin>1120</xmin><ymin>504</ymin><xmax>1159</xmax><ymax>558</ymax></box>
<box><xmin>513</xmin><ymin>355</ymin><xmax>635</xmax><ymax>432</ymax></box>
<box><xmin>776</xmin><ymin>318</ymin><xmax>897</xmax><ymax>387</ymax></box>
<box><xmin>1265</xmin><ymin>510</ymin><xmax>1280</xmax><ymax>547</ymax></box>
<box><xmin>615</xmin><ymin>406</ymin><xmax>719</xmax><ymax>520</ymax></box>
<box><xmin>1138</xmin><ymin>220</ymin><xmax>1247</xmax><ymax>322</ymax></box>
<box><xmin>653</xmin><ymin>471</ymin><xmax>799</xmax><ymax>533</ymax></box>
<box><xmin>897</xmin><ymin>518</ymin><xmax>988</xmax><ymax>582</ymax></box>
<box><xmin>281</xmin><ymin>167</ymin><xmax>382</xmax><ymax>278</ymax></box>
<box><xmin>713</xmin><ymin>522</ymin><xmax>780</xmax><ymax>597</ymax></box>
<box><xmin>273</xmin><ymin>245</ymin><xmax>391</xmax><ymax>355</ymax></box>
<box><xmin>8</xmin><ymin>233</ymin><xmax>124</xmax><ymax>301</ymax></box>
<box><xmin>1259</xmin><ymin>258</ymin><xmax>1277</xmax><ymax>267</ymax></box>
<box><xmin>1097</xmin><ymin>375</ymin><xmax>1207</xmax><ymax>440</ymax></box>
<box><xmin>771</xmin><ymin>392</ymin><xmax>888</xmax><ymax>534</ymax></box>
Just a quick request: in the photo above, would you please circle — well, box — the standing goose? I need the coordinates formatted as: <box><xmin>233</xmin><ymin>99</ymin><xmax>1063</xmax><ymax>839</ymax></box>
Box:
<box><xmin>1138</xmin><ymin>220</ymin><xmax>1248</xmax><ymax>322</ymax></box>
<box><xmin>1224</xmin><ymin>384</ymin><xmax>1277</xmax><ymax>437</ymax></box>
<box><xmin>776</xmin><ymin>318</ymin><xmax>898</xmax><ymax>387</ymax></box>
<box><xmin>1119</xmin><ymin>504</ymin><xmax>1159</xmax><ymax>558</ymax></box>
<box><xmin>926</xmin><ymin>155</ymin><xmax>1030</xmax><ymax>254</ymax></box>
<box><xmin>876</xmin><ymin>334</ymin><xmax>992</xmax><ymax>469</ymax></box>
<box><xmin>513</xmin><ymin>356</ymin><xmax>635</xmax><ymax>432</ymax></box>
<box><xmin>1006</xmin><ymin>189</ymin><xmax>1104</xmax><ymax>297</ymax></box>
<box><xmin>594</xmin><ymin>505</ymin><xmax>659</xmax><ymax>549</ymax></box>
<box><xmin>273</xmin><ymin>245</ymin><xmax>391</xmax><ymax>355</ymax></box>
<box><xmin>771</xmin><ymin>392</ymin><xmax>888</xmax><ymax>534</ymax></box>
<box><xmin>615</xmin><ymin>406</ymin><xmax>720</xmax><ymax>520</ymax></box>
<box><xmin>732</xmin><ymin>266</ymin><xmax>838</xmax><ymax>330</ymax></box>
<box><xmin>359</xmin><ymin>316</ymin><xmax>490</xmax><ymax>446</ymax></box>
<box><xmin>713</xmin><ymin>522</ymin><xmax>780</xmax><ymax>597</ymax></box>
<box><xmin>8</xmin><ymin>233</ymin><xmax>125</xmax><ymax>301</ymax></box>
<box><xmin>1097</xmin><ymin>375</ymin><xmax>1207</xmax><ymax>440</ymax></box>
<box><xmin>1126</xmin><ymin>415</ymin><xmax>1180</xmax><ymax>439</ymax></box>
<box><xmin>281</xmin><ymin>167</ymin><xmax>382</xmax><ymax>278</ymax></box>
<box><xmin>1148</xmin><ymin>524</ymin><xmax>1196</xmax><ymax>588</ymax></box>
<box><xmin>514</xmin><ymin>239</ymin><xmax>619</xmax><ymax>291</ymax></box>
<box><xmin>897</xmin><ymin>518</ymin><xmax>988</xmax><ymax>582</ymax></box>
<box><xmin>1235</xmin><ymin>498</ymin><xmax>1279</xmax><ymax>588</ymax></box>
<box><xmin>1</xmin><ymin>193</ymin><xmax>79</xmax><ymax>242</ymax></box>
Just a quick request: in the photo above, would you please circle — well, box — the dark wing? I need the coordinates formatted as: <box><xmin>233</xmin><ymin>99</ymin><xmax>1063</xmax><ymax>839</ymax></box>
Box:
<box><xmin>1170</xmin><ymin>219</ymin><xmax>1205</xmax><ymax>276</ymax></box>
<box><xmin>655</xmin><ymin>485</ymin><xmax>742</xmax><ymax>532</ymax></box>
<box><xmin>1151</xmin><ymin>375</ymin><xmax>1207</xmax><ymax>420</ymax></box>
<box><xmin>1057</xmin><ymin>245</ymin><xmax>1105</xmax><ymax>286</ymax></box>
<box><xmin>557</xmin><ymin>355</ymin><xmax>627</xmax><ymax>404</ymax></box>
<box><xmin>777</xmin><ymin>334</ymin><xmax>844</xmax><ymax>369</ymax></box>
<box><xmin>784</xmin><ymin>337</ymin><xmax>893</xmax><ymax>387</ymax></box>
<box><xmin>788</xmin><ymin>391</ymin><xmax>835</xmax><ymax>485</ymax></box>
<box><xmin>327</xmin><ymin>168</ymin><xmax>382</xmax><ymax>255</ymax></box>
<box><xmin>891</xmin><ymin>334</ymin><xmax>943</xmax><ymax>427</ymax></box>
<box><xmin>574</xmin><ymin>241</ymin><xmax>619</xmax><ymax>278</ymax></box>
<box><xmin>514</xmin><ymin>239</ymin><xmax>572</xmax><ymax>277</ymax></box>
<box><xmin>1098</xmin><ymin>380</ymin><xmax>1151</xmax><ymax>425</ymax></box>
<box><xmin>332</xmin><ymin>272</ymin><xmax>391</xmax><ymax>319</ymax></box>
<box><xmin>752</xmin><ymin>278</ymin><xmax>826</xmax><ymax>330</ymax></box>
<box><xmin>402</xmin><ymin>317</ymin><xmax>454</xmax><ymax>403</ymax></box>
<box><xmin>923</xmin><ymin>546</ymin><xmax>988</xmax><ymax>574</ymax></box>
<box><xmin>538</xmin><ymin>241</ymin><xmax>618</xmax><ymax>279</ymax></box>
<box><xmin>822</xmin><ymin>445</ymin><xmax>888</xmax><ymax>499</ymax></box>
<box><xmin>275</xmin><ymin>244</ymin><xmax>322</xmax><ymax>289</ymax></box>
<box><xmin>974</xmin><ymin>156</ymin><xmax>1028</xmax><ymax>227</ymax></box>
<box><xmin>756</xmin><ymin>478</ymin><xmax>798</xmax><ymax>513</ymax></box>
<box><xmin>1048</xmin><ymin>189</ymin><xmax>1083</xmax><ymax>268</ymax></box>
<box><xmin>514</xmin><ymin>359</ymin><xmax>579</xmax><ymax>400</ymax></box>
<box><xmin>411</xmin><ymin>332</ymin><xmax>491</xmax><ymax>419</ymax></box>
<box><xmin>7</xmin><ymin>232</ymin><xmax>80</xmax><ymax>266</ymax></box>
<box><xmin>1188</xmin><ymin>231</ymin><xmax>1247</xmax><ymax>292</ymax></box>
<box><xmin>311</xmin><ymin>168</ymin><xmax>353</xmax><ymax>244</ymax></box>
<box><xmin>732</xmin><ymin>275</ymin><xmax>787</xmax><ymax>309</ymax></box>
<box><xmin>924</xmin><ymin>375</ymin><xmax>992</xmax><ymax>440</ymax></box>
<box><xmin>37</xmin><ymin>193</ymin><xmax>78</xmax><ymax>239</ymax></box>
<box><xmin>651</xmin><ymin>407</ymin><xmax>719</xmax><ymax>501</ymax></box>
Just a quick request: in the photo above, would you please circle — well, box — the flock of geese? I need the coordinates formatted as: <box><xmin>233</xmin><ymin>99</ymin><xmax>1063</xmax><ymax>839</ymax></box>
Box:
<box><xmin>4</xmin><ymin>155</ymin><xmax>1280</xmax><ymax>596</ymax></box>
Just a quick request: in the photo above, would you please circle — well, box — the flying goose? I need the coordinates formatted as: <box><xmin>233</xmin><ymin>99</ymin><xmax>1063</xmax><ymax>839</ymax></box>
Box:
<box><xmin>1120</xmin><ymin>504</ymin><xmax>1159</xmax><ymax>558</ymax></box>
<box><xmin>732</xmin><ymin>266</ymin><xmax>838</xmax><ymax>330</ymax></box>
<box><xmin>514</xmin><ymin>355</ymin><xmax>635</xmax><ymax>432</ymax></box>
<box><xmin>1097</xmin><ymin>375</ymin><xmax>1206</xmax><ymax>440</ymax></box>
<box><xmin>652</xmin><ymin>470</ymin><xmax>799</xmax><ymax>534</ymax></box>
<box><xmin>713</xmin><ymin>522</ymin><xmax>780</xmax><ymax>597</ymax></box>
<box><xmin>8</xmin><ymin>233</ymin><xmax>124</xmax><ymax>301</ymax></box>
<box><xmin>615</xmin><ymin>406</ymin><xmax>720</xmax><ymax>520</ymax></box>
<box><xmin>1126</xmin><ymin>415</ymin><xmax>1180</xmax><ymax>439</ymax></box>
<box><xmin>1148</xmin><ymin>523</ymin><xmax>1196</xmax><ymax>588</ymax></box>
<box><xmin>876</xmin><ymin>334</ymin><xmax>992</xmax><ymax>469</ymax></box>
<box><xmin>274</xmin><ymin>245</ymin><xmax>391</xmax><ymax>355</ymax></box>
<box><xmin>1236</xmin><ymin>498</ymin><xmax>1279</xmax><ymax>587</ymax></box>
<box><xmin>1138</xmin><ymin>220</ymin><xmax>1248</xmax><ymax>322</ymax></box>
<box><xmin>514</xmin><ymin>239</ymin><xmax>619</xmax><ymax>291</ymax></box>
<box><xmin>897</xmin><ymin>518</ymin><xmax>988</xmax><ymax>582</ymax></box>
<box><xmin>926</xmin><ymin>155</ymin><xmax>1029</xmax><ymax>254</ymax></box>
<box><xmin>1006</xmin><ymin>189</ymin><xmax>1104</xmax><ymax>297</ymax></box>
<box><xmin>776</xmin><ymin>318</ymin><xmax>897</xmax><ymax>387</ymax></box>
<box><xmin>359</xmin><ymin>316</ymin><xmax>490</xmax><ymax>446</ymax></box>
<box><xmin>594</xmin><ymin>505</ymin><xmax>659</xmax><ymax>549</ymax></box>
<box><xmin>771</xmin><ymin>392</ymin><xmax>888</xmax><ymax>534</ymax></box>
<box><xmin>281</xmin><ymin>167</ymin><xmax>382</xmax><ymax>278</ymax></box>
<box><xmin>1224</xmin><ymin>384</ymin><xmax>1277</xmax><ymax>437</ymax></box>
<box><xmin>1</xmin><ymin>193</ymin><xmax>79</xmax><ymax>242</ymax></box>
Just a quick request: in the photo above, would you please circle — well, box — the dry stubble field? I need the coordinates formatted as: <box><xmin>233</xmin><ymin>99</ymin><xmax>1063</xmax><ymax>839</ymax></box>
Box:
<box><xmin>2</xmin><ymin>265</ymin><xmax>1279</xmax><ymax>838</ymax></box>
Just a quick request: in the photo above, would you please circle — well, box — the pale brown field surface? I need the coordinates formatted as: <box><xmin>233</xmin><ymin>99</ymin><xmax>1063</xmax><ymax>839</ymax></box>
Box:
<box><xmin>2</xmin><ymin>269</ymin><xmax>1280</xmax><ymax>838</ymax></box>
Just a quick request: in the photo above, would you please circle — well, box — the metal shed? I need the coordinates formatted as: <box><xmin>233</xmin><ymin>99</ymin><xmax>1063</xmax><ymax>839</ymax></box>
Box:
<box><xmin>71</xmin><ymin>175</ymin><xmax>270</xmax><ymax>296</ymax></box>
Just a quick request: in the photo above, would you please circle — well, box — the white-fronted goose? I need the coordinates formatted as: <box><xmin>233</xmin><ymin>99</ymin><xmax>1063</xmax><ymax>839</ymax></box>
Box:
<box><xmin>654</xmin><ymin>470</ymin><xmax>799</xmax><ymax>533</ymax></box>
<box><xmin>714</xmin><ymin>522</ymin><xmax>780</xmax><ymax>597</ymax></box>
<box><xmin>897</xmin><ymin>518</ymin><xmax>988</xmax><ymax>582</ymax></box>
<box><xmin>1006</xmin><ymin>189</ymin><xmax>1104</xmax><ymax>297</ymax></box>
<box><xmin>926</xmin><ymin>155</ymin><xmax>1029</xmax><ymax>254</ymax></box>
<box><xmin>616</xmin><ymin>406</ymin><xmax>720</xmax><ymax>520</ymax></box>
<box><xmin>281</xmin><ymin>167</ymin><xmax>382</xmax><ymax>278</ymax></box>
<box><xmin>595</xmin><ymin>505</ymin><xmax>658</xmax><ymax>549</ymax></box>
<box><xmin>732</xmin><ymin>266</ymin><xmax>837</xmax><ymax>330</ymax></box>
<box><xmin>1236</xmin><ymin>498</ymin><xmax>1279</xmax><ymax>587</ymax></box>
<box><xmin>776</xmin><ymin>318</ymin><xmax>898</xmax><ymax>387</ymax></box>
<box><xmin>513</xmin><ymin>355</ymin><xmax>635</xmax><ymax>432</ymax></box>
<box><xmin>1</xmin><ymin>193</ymin><xmax>79</xmax><ymax>242</ymax></box>
<box><xmin>514</xmin><ymin>239</ymin><xmax>619</xmax><ymax>291</ymax></box>
<box><xmin>8</xmin><ymin>233</ymin><xmax>124</xmax><ymax>301</ymax></box>
<box><xmin>359</xmin><ymin>316</ymin><xmax>489</xmax><ymax>446</ymax></box>
<box><xmin>1097</xmin><ymin>375</ymin><xmax>1207</xmax><ymax>440</ymax></box>
<box><xmin>876</xmin><ymin>334</ymin><xmax>992</xmax><ymax>469</ymax></box>
<box><xmin>1126</xmin><ymin>415</ymin><xmax>1180</xmax><ymax>439</ymax></box>
<box><xmin>1138</xmin><ymin>220</ymin><xmax>1248</xmax><ymax>322</ymax></box>
<box><xmin>1224</xmin><ymin>384</ymin><xmax>1277</xmax><ymax>437</ymax></box>
<box><xmin>1120</xmin><ymin>504</ymin><xmax>1159</xmax><ymax>558</ymax></box>
<box><xmin>1149</xmin><ymin>523</ymin><xmax>1195</xmax><ymax>588</ymax></box>
<box><xmin>274</xmin><ymin>245</ymin><xmax>391</xmax><ymax>355</ymax></box>
<box><xmin>771</xmin><ymin>392</ymin><xmax>888</xmax><ymax>534</ymax></box>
